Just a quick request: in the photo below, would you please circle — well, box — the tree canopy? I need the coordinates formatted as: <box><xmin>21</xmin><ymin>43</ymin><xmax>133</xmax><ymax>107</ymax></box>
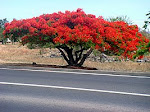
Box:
<box><xmin>3</xmin><ymin>9</ymin><xmax>149</xmax><ymax>66</ymax></box>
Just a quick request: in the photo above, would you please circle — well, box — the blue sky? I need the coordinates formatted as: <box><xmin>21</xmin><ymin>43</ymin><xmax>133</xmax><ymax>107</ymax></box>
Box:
<box><xmin>1</xmin><ymin>0</ymin><xmax>150</xmax><ymax>29</ymax></box>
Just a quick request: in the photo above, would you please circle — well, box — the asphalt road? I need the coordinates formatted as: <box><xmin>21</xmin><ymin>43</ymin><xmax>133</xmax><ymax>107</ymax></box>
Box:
<box><xmin>0</xmin><ymin>67</ymin><xmax>150</xmax><ymax>112</ymax></box>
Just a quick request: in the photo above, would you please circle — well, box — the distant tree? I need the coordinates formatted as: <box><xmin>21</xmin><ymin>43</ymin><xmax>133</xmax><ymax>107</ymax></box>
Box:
<box><xmin>106</xmin><ymin>16</ymin><xmax>133</xmax><ymax>25</ymax></box>
<box><xmin>0</xmin><ymin>18</ymin><xmax>8</xmax><ymax>28</ymax></box>
<box><xmin>0</xmin><ymin>18</ymin><xmax>8</xmax><ymax>44</ymax></box>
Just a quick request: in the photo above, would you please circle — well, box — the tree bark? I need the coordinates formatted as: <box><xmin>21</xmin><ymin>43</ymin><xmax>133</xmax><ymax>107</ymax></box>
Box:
<box><xmin>78</xmin><ymin>48</ymin><xmax>93</xmax><ymax>66</ymax></box>
<box><xmin>57</xmin><ymin>47</ymin><xmax>70</xmax><ymax>65</ymax></box>
<box><xmin>56</xmin><ymin>46</ymin><xmax>93</xmax><ymax>67</ymax></box>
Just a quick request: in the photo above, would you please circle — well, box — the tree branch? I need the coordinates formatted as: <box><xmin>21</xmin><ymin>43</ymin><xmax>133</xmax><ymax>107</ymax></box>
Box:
<box><xmin>78</xmin><ymin>48</ymin><xmax>93</xmax><ymax>66</ymax></box>
<box><xmin>75</xmin><ymin>48</ymin><xmax>84</xmax><ymax>63</ymax></box>
<box><xmin>56</xmin><ymin>47</ymin><xmax>70</xmax><ymax>65</ymax></box>
<box><xmin>74</xmin><ymin>45</ymin><xmax>85</xmax><ymax>63</ymax></box>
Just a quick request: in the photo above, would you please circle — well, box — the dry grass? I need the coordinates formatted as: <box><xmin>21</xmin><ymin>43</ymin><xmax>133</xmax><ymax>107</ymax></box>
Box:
<box><xmin>84</xmin><ymin>61</ymin><xmax>150</xmax><ymax>72</ymax></box>
<box><xmin>0</xmin><ymin>44</ymin><xmax>66</xmax><ymax>65</ymax></box>
<box><xmin>0</xmin><ymin>44</ymin><xmax>150</xmax><ymax>72</ymax></box>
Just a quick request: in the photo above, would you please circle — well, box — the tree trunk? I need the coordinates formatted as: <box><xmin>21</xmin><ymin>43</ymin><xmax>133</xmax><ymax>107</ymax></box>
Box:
<box><xmin>57</xmin><ymin>46</ymin><xmax>93</xmax><ymax>67</ymax></box>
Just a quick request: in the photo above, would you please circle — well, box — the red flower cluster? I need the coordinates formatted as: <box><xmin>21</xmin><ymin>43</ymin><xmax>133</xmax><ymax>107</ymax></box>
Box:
<box><xmin>3</xmin><ymin>8</ymin><xmax>149</xmax><ymax>59</ymax></box>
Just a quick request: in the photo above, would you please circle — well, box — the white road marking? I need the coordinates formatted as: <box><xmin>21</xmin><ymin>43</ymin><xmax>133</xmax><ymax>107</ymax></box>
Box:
<box><xmin>0</xmin><ymin>81</ymin><xmax>150</xmax><ymax>97</ymax></box>
<box><xmin>0</xmin><ymin>67</ymin><xmax>150</xmax><ymax>79</ymax></box>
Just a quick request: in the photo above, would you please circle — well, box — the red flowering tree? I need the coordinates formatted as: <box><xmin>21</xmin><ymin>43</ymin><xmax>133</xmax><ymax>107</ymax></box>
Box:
<box><xmin>3</xmin><ymin>9</ymin><xmax>149</xmax><ymax>66</ymax></box>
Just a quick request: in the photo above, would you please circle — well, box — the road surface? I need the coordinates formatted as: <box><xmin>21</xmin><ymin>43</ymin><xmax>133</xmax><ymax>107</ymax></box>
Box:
<box><xmin>0</xmin><ymin>67</ymin><xmax>150</xmax><ymax>112</ymax></box>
